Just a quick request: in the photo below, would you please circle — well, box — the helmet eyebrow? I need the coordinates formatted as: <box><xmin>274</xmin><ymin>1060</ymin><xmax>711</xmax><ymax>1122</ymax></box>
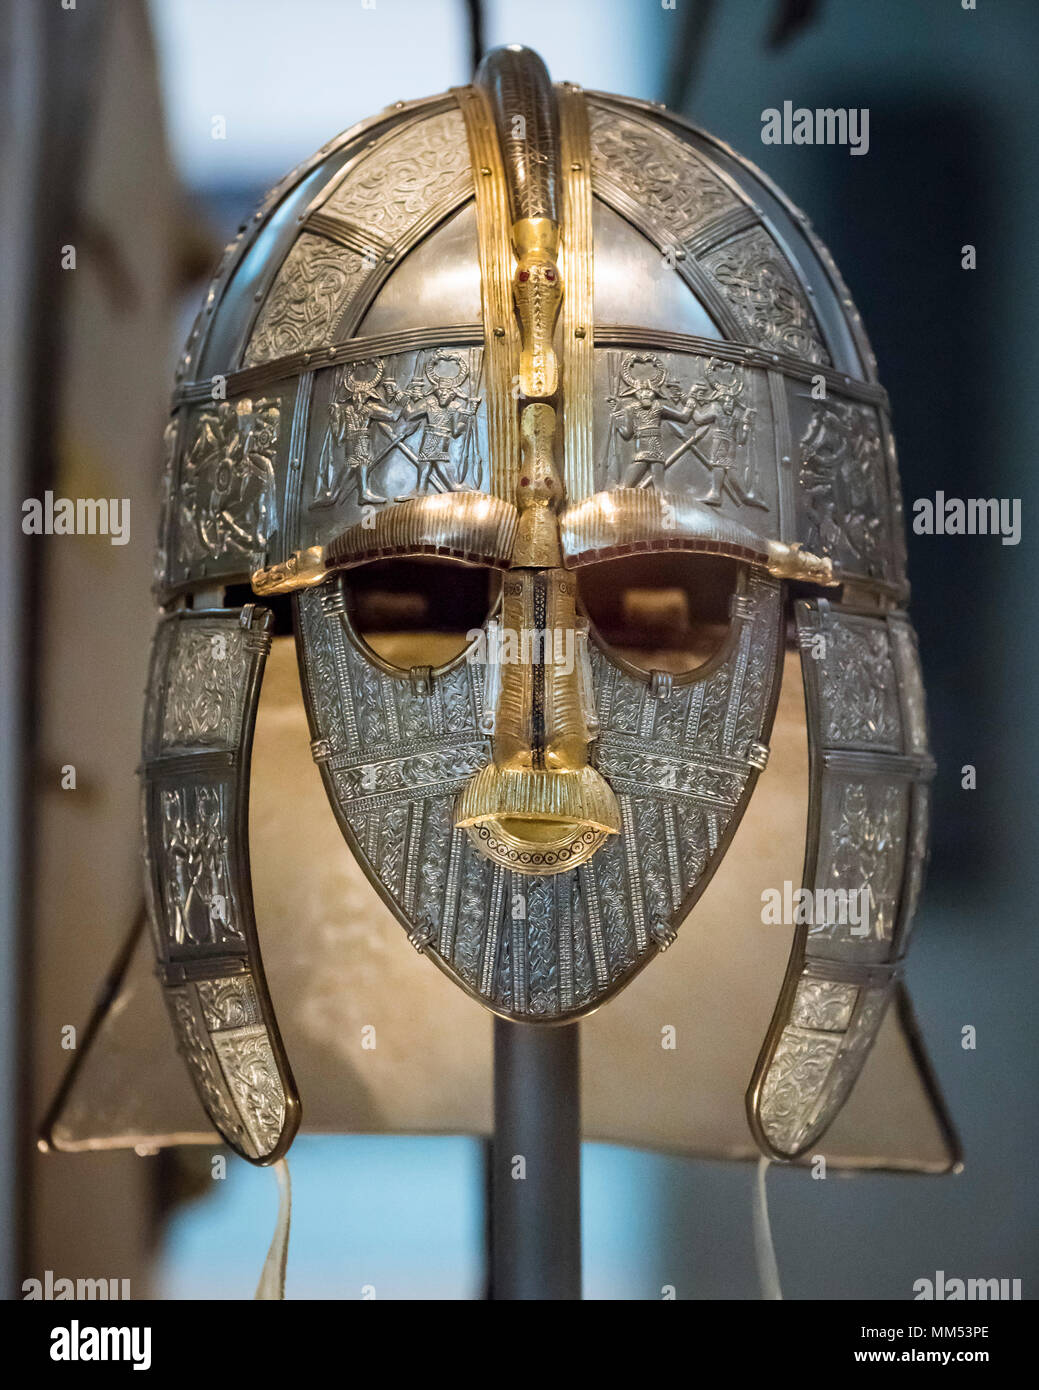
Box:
<box><xmin>251</xmin><ymin>492</ymin><xmax>518</xmax><ymax>594</ymax></box>
<box><xmin>560</xmin><ymin>489</ymin><xmax>837</xmax><ymax>586</ymax></box>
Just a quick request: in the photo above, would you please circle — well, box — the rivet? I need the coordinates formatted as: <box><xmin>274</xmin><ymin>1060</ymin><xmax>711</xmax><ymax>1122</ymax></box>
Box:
<box><xmin>574</xmin><ymin>327</ymin><xmax>586</xmax><ymax>339</ymax></box>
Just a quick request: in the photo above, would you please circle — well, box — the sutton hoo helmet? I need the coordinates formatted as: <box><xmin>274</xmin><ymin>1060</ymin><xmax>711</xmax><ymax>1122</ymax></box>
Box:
<box><xmin>143</xmin><ymin>47</ymin><xmax>934</xmax><ymax>1166</ymax></box>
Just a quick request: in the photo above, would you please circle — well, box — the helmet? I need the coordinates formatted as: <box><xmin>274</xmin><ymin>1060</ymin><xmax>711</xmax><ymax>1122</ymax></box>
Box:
<box><xmin>142</xmin><ymin>47</ymin><xmax>932</xmax><ymax>1165</ymax></box>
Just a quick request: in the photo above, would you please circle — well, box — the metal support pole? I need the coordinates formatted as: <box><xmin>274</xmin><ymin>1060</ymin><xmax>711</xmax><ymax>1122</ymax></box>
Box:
<box><xmin>489</xmin><ymin>1018</ymin><xmax>581</xmax><ymax>1300</ymax></box>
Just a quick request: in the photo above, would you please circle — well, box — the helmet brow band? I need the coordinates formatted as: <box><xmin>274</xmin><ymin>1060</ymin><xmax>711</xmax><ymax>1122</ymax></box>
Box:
<box><xmin>560</xmin><ymin>488</ymin><xmax>837</xmax><ymax>585</ymax></box>
<box><xmin>251</xmin><ymin>493</ymin><xmax>520</xmax><ymax>594</ymax></box>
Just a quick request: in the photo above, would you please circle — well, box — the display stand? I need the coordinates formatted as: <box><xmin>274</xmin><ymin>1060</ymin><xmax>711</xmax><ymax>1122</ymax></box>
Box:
<box><xmin>489</xmin><ymin>1018</ymin><xmax>582</xmax><ymax>1300</ymax></box>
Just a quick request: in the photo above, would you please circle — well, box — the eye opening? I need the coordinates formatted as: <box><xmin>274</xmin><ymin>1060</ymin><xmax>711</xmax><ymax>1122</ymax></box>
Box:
<box><xmin>340</xmin><ymin>556</ymin><xmax>502</xmax><ymax>675</ymax></box>
<box><xmin>576</xmin><ymin>552</ymin><xmax>742</xmax><ymax>680</ymax></box>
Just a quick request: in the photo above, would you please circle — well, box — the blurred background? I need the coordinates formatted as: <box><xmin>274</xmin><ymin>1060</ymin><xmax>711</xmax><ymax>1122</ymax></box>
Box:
<box><xmin>2</xmin><ymin>0</ymin><xmax>1037</xmax><ymax>1299</ymax></box>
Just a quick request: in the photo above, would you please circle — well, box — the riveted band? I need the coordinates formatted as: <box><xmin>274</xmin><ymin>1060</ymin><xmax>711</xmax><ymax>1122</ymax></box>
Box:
<box><xmin>559</xmin><ymin>82</ymin><xmax>596</xmax><ymax>503</ymax></box>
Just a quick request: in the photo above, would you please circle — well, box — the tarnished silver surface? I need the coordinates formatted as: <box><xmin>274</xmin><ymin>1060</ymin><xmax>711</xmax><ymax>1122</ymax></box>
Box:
<box><xmin>244</xmin><ymin>106</ymin><xmax>472</xmax><ymax>367</ymax></box>
<box><xmin>356</xmin><ymin>204</ymin><xmax>484</xmax><ymax>337</ymax></box>
<box><xmin>142</xmin><ymin>606</ymin><xmax>298</xmax><ymax>1162</ymax></box>
<box><xmin>587</xmin><ymin>90</ymin><xmax>876</xmax><ymax>380</ymax></box>
<box><xmin>179</xmin><ymin>93</ymin><xmax>453</xmax><ymax>387</ymax></box>
<box><xmin>750</xmin><ymin>599</ymin><xmax>934</xmax><ymax>1158</ymax></box>
<box><xmin>479</xmin><ymin>45</ymin><xmax>560</xmax><ymax>224</ymax></box>
<box><xmin>591</xmin><ymin>202</ymin><xmax>723</xmax><ymax>339</ymax></box>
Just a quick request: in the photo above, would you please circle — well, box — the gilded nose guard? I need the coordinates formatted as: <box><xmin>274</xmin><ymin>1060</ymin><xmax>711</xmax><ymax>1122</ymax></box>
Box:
<box><xmin>452</xmin><ymin>55</ymin><xmax>621</xmax><ymax>873</ymax></box>
<box><xmin>252</xmin><ymin>66</ymin><xmax>625</xmax><ymax>880</ymax></box>
<box><xmin>455</xmin><ymin>403</ymin><xmax>621</xmax><ymax>873</ymax></box>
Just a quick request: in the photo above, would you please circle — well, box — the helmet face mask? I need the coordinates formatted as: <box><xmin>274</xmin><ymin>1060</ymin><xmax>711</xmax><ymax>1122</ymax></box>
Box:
<box><xmin>135</xmin><ymin>47</ymin><xmax>934</xmax><ymax>1166</ymax></box>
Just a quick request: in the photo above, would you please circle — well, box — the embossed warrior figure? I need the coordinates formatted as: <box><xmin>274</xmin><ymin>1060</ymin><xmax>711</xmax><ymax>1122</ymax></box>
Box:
<box><xmin>161</xmin><ymin>787</ymin><xmax>235</xmax><ymax>948</ymax></box>
<box><xmin>689</xmin><ymin>359</ymin><xmax>767</xmax><ymax>510</ymax></box>
<box><xmin>313</xmin><ymin>361</ymin><xmax>398</xmax><ymax>507</ymax></box>
<box><xmin>828</xmin><ymin>782</ymin><xmax>899</xmax><ymax>943</ymax></box>
<box><xmin>396</xmin><ymin>350</ymin><xmax>480</xmax><ymax>497</ymax></box>
<box><xmin>610</xmin><ymin>352</ymin><xmax>700</xmax><ymax>490</ymax></box>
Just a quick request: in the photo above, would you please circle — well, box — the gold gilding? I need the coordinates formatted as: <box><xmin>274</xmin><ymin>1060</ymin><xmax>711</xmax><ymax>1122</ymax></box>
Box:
<box><xmin>251</xmin><ymin>547</ymin><xmax>326</xmax><ymax>596</ymax></box>
<box><xmin>764</xmin><ymin>540</ymin><xmax>837</xmax><ymax>586</ymax></box>
<box><xmin>454</xmin><ymin>75</ymin><xmax>619</xmax><ymax>874</ymax></box>
<box><xmin>512</xmin><ymin>217</ymin><xmax>562</xmax><ymax>399</ymax></box>
<box><xmin>454</xmin><ymin>85</ymin><xmax>521</xmax><ymax>499</ymax></box>
<box><xmin>514</xmin><ymin>402</ymin><xmax>563</xmax><ymax>567</ymax></box>
<box><xmin>491</xmin><ymin>568</ymin><xmax>591</xmax><ymax>772</ymax></box>
<box><xmin>558</xmin><ymin>84</ymin><xmax>596</xmax><ymax>502</ymax></box>
<box><xmin>560</xmin><ymin>488</ymin><xmax>839</xmax><ymax>585</ymax></box>
<box><xmin>324</xmin><ymin>491</ymin><xmax>518</xmax><ymax>570</ymax></box>
<box><xmin>456</xmin><ymin>764</ymin><xmax>619</xmax><ymax>876</ymax></box>
<box><xmin>250</xmin><ymin>494</ymin><xmax>519</xmax><ymax>596</ymax></box>
<box><xmin>458</xmin><ymin>403</ymin><xmax>620</xmax><ymax>874</ymax></box>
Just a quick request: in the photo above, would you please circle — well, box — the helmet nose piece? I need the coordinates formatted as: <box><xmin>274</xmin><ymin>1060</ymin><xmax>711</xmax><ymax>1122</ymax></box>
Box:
<box><xmin>456</xmin><ymin>397</ymin><xmax>619</xmax><ymax>874</ymax></box>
